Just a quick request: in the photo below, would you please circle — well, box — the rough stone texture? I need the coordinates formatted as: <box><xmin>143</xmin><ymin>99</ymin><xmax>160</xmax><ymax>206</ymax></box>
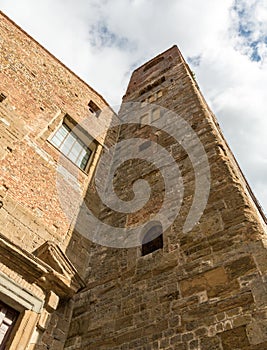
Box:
<box><xmin>66</xmin><ymin>46</ymin><xmax>267</xmax><ymax>350</ymax></box>
<box><xmin>1</xmin><ymin>10</ymin><xmax>267</xmax><ymax>350</ymax></box>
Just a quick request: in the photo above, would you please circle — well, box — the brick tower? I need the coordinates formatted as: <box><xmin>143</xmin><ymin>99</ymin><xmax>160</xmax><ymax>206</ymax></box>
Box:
<box><xmin>66</xmin><ymin>46</ymin><xmax>267</xmax><ymax>350</ymax></box>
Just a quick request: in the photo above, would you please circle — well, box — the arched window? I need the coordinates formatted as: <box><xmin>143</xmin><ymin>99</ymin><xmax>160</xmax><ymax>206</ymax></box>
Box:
<box><xmin>142</xmin><ymin>223</ymin><xmax>163</xmax><ymax>256</ymax></box>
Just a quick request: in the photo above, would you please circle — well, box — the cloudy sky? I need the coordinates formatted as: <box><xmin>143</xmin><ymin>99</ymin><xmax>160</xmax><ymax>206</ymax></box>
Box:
<box><xmin>1</xmin><ymin>0</ymin><xmax>266</xmax><ymax>214</ymax></box>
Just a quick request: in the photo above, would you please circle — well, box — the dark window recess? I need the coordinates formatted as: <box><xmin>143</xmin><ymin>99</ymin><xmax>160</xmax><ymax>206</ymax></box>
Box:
<box><xmin>142</xmin><ymin>224</ymin><xmax>163</xmax><ymax>256</ymax></box>
<box><xmin>0</xmin><ymin>94</ymin><xmax>6</xmax><ymax>102</ymax></box>
<box><xmin>139</xmin><ymin>76</ymin><xmax>166</xmax><ymax>96</ymax></box>
<box><xmin>159</xmin><ymin>65</ymin><xmax>172</xmax><ymax>75</ymax></box>
<box><xmin>0</xmin><ymin>302</ymin><xmax>19</xmax><ymax>350</ymax></box>
<box><xmin>143</xmin><ymin>56</ymin><xmax>165</xmax><ymax>72</ymax></box>
<box><xmin>88</xmin><ymin>100</ymin><xmax>100</xmax><ymax>117</ymax></box>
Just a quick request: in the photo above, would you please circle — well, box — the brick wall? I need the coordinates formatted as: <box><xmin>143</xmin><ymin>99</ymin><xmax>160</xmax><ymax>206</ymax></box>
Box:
<box><xmin>0</xmin><ymin>11</ymin><xmax>113</xmax><ymax>252</ymax></box>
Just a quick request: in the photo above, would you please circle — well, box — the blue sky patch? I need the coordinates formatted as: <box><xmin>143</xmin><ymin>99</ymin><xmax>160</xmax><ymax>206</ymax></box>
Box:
<box><xmin>89</xmin><ymin>22</ymin><xmax>136</xmax><ymax>51</ymax></box>
<box><xmin>250</xmin><ymin>41</ymin><xmax>261</xmax><ymax>62</ymax></box>
<box><xmin>232</xmin><ymin>0</ymin><xmax>267</xmax><ymax>62</ymax></box>
<box><xmin>187</xmin><ymin>55</ymin><xmax>202</xmax><ymax>67</ymax></box>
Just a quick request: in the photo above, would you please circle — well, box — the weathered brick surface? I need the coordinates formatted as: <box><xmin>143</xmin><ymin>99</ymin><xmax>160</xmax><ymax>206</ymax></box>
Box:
<box><xmin>0</xmin><ymin>11</ymin><xmax>112</xmax><ymax>350</ymax></box>
<box><xmin>0</xmin><ymin>11</ymin><xmax>113</xmax><ymax>252</ymax></box>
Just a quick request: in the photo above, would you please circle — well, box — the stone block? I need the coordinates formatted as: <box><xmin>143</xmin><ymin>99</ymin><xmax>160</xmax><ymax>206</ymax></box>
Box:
<box><xmin>38</xmin><ymin>309</ymin><xmax>51</xmax><ymax>331</ymax></box>
<box><xmin>247</xmin><ymin>321</ymin><xmax>267</xmax><ymax>345</ymax></box>
<box><xmin>45</xmin><ymin>291</ymin><xmax>60</xmax><ymax>312</ymax></box>
<box><xmin>180</xmin><ymin>267</ymin><xmax>228</xmax><ymax>298</ymax></box>
<box><xmin>220</xmin><ymin>326</ymin><xmax>250</xmax><ymax>349</ymax></box>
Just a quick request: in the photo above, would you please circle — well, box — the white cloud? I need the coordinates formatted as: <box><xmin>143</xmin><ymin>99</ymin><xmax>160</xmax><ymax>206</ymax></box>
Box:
<box><xmin>0</xmin><ymin>0</ymin><xmax>266</xmax><ymax>214</ymax></box>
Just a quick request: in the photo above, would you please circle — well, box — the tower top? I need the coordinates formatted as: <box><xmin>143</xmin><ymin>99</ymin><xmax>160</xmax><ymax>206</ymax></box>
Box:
<box><xmin>124</xmin><ymin>45</ymin><xmax>188</xmax><ymax>98</ymax></box>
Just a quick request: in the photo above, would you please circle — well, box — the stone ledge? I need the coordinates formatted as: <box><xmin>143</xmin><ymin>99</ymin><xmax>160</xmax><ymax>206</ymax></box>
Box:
<box><xmin>0</xmin><ymin>233</ymin><xmax>85</xmax><ymax>298</ymax></box>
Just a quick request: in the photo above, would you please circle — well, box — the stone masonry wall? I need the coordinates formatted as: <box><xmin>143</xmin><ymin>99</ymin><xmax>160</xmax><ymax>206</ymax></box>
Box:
<box><xmin>1</xmin><ymin>11</ymin><xmax>267</xmax><ymax>350</ymax></box>
<box><xmin>66</xmin><ymin>46</ymin><xmax>267</xmax><ymax>349</ymax></box>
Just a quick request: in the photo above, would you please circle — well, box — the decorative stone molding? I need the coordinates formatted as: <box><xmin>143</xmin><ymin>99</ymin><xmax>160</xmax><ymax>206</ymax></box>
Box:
<box><xmin>0</xmin><ymin>271</ymin><xmax>43</xmax><ymax>313</ymax></box>
<box><xmin>0</xmin><ymin>233</ymin><xmax>85</xmax><ymax>349</ymax></box>
<box><xmin>0</xmin><ymin>234</ymin><xmax>85</xmax><ymax>298</ymax></box>
<box><xmin>33</xmin><ymin>241</ymin><xmax>85</xmax><ymax>297</ymax></box>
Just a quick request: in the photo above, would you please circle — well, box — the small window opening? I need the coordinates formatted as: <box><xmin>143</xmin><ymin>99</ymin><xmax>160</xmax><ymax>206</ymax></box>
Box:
<box><xmin>50</xmin><ymin>119</ymin><xmax>93</xmax><ymax>171</ymax></box>
<box><xmin>0</xmin><ymin>94</ymin><xmax>6</xmax><ymax>102</ymax></box>
<box><xmin>88</xmin><ymin>100</ymin><xmax>101</xmax><ymax>117</ymax></box>
<box><xmin>142</xmin><ymin>224</ymin><xmax>163</xmax><ymax>256</ymax></box>
<box><xmin>139</xmin><ymin>76</ymin><xmax>166</xmax><ymax>96</ymax></box>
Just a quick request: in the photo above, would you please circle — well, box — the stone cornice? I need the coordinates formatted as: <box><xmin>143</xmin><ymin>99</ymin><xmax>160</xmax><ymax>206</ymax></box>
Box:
<box><xmin>0</xmin><ymin>234</ymin><xmax>85</xmax><ymax>298</ymax></box>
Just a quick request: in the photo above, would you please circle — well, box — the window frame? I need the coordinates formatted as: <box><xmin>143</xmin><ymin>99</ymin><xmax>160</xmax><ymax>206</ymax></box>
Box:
<box><xmin>48</xmin><ymin>115</ymin><xmax>96</xmax><ymax>173</ymax></box>
<box><xmin>0</xmin><ymin>271</ymin><xmax>43</xmax><ymax>350</ymax></box>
